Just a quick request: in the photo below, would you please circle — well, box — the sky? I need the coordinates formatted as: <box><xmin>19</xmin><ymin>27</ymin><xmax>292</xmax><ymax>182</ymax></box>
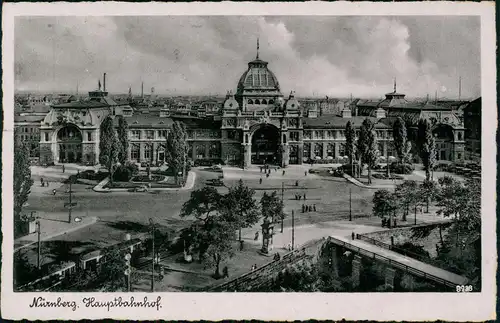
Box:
<box><xmin>14</xmin><ymin>16</ymin><xmax>480</xmax><ymax>99</ymax></box>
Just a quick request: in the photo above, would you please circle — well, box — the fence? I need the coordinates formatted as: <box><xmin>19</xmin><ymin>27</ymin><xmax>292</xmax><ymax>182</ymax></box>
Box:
<box><xmin>356</xmin><ymin>234</ymin><xmax>443</xmax><ymax>268</ymax></box>
<box><xmin>208</xmin><ymin>239</ymin><xmax>323</xmax><ymax>292</ymax></box>
<box><xmin>328</xmin><ymin>236</ymin><xmax>461</xmax><ymax>289</ymax></box>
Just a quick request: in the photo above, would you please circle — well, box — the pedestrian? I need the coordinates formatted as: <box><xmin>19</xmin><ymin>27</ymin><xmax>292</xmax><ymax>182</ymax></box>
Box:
<box><xmin>52</xmin><ymin>189</ymin><xmax>56</xmax><ymax>195</ymax></box>
<box><xmin>302</xmin><ymin>204</ymin><xmax>305</xmax><ymax>213</ymax></box>
<box><xmin>287</xmin><ymin>243</ymin><xmax>292</xmax><ymax>251</ymax></box>
<box><xmin>259</xmin><ymin>177</ymin><xmax>263</xmax><ymax>185</ymax></box>
<box><xmin>295</xmin><ymin>180</ymin><xmax>299</xmax><ymax>187</ymax></box>
<box><xmin>62</xmin><ymin>165</ymin><xmax>65</xmax><ymax>173</ymax></box>
<box><xmin>260</xmin><ymin>167</ymin><xmax>262</xmax><ymax>173</ymax></box>
<box><xmin>223</xmin><ymin>266</ymin><xmax>229</xmax><ymax>278</ymax></box>
<box><xmin>313</xmin><ymin>204</ymin><xmax>317</xmax><ymax>212</ymax></box>
<box><xmin>274</xmin><ymin>253</ymin><xmax>281</xmax><ymax>261</ymax></box>
<box><xmin>303</xmin><ymin>193</ymin><xmax>306</xmax><ymax>200</ymax></box>
<box><xmin>352</xmin><ymin>232</ymin><xmax>355</xmax><ymax>240</ymax></box>
<box><xmin>254</xmin><ymin>231</ymin><xmax>259</xmax><ymax>241</ymax></box>
<box><xmin>304</xmin><ymin>171</ymin><xmax>307</xmax><ymax>176</ymax></box>
<box><xmin>309</xmin><ymin>205</ymin><xmax>313</xmax><ymax>212</ymax></box>
<box><xmin>40</xmin><ymin>178</ymin><xmax>44</xmax><ymax>187</ymax></box>
<box><xmin>393</xmin><ymin>218</ymin><xmax>397</xmax><ymax>228</ymax></box>
<box><xmin>47</xmin><ymin>181</ymin><xmax>50</xmax><ymax>187</ymax></box>
<box><xmin>266</xmin><ymin>173</ymin><xmax>269</xmax><ymax>178</ymax></box>
<box><xmin>282</xmin><ymin>170</ymin><xmax>285</xmax><ymax>176</ymax></box>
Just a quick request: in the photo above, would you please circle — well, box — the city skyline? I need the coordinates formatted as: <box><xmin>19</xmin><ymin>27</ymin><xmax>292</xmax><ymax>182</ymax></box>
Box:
<box><xmin>15</xmin><ymin>16</ymin><xmax>480</xmax><ymax>99</ymax></box>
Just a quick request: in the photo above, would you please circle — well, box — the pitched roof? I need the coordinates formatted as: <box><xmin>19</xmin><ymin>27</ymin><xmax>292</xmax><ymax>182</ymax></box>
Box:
<box><xmin>14</xmin><ymin>114</ymin><xmax>45</xmax><ymax>123</ymax></box>
<box><xmin>303</xmin><ymin>115</ymin><xmax>389</xmax><ymax>129</ymax></box>
<box><xmin>117</xmin><ymin>113</ymin><xmax>174</xmax><ymax>129</ymax></box>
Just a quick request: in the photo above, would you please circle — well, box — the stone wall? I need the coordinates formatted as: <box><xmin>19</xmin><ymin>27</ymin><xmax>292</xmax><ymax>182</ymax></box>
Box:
<box><xmin>362</xmin><ymin>223</ymin><xmax>452</xmax><ymax>257</ymax></box>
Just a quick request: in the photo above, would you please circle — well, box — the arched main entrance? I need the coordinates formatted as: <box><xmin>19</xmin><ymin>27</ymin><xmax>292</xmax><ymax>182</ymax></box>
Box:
<box><xmin>251</xmin><ymin>125</ymin><xmax>280</xmax><ymax>165</ymax></box>
<box><xmin>57</xmin><ymin>124</ymin><xmax>82</xmax><ymax>163</ymax></box>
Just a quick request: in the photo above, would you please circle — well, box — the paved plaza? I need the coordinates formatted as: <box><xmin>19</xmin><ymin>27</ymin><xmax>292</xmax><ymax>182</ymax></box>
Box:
<box><xmin>17</xmin><ymin>162</ymin><xmax>455</xmax><ymax>291</ymax></box>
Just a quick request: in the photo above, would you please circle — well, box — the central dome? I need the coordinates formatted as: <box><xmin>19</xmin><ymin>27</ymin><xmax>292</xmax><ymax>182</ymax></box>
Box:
<box><xmin>237</xmin><ymin>58</ymin><xmax>281</xmax><ymax>92</ymax></box>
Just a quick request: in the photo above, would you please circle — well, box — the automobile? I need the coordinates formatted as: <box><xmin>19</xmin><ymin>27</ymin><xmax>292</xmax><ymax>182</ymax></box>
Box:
<box><xmin>133</xmin><ymin>185</ymin><xmax>148</xmax><ymax>192</ymax></box>
<box><xmin>210</xmin><ymin>164</ymin><xmax>222</xmax><ymax>170</ymax></box>
<box><xmin>140</xmin><ymin>162</ymin><xmax>150</xmax><ymax>168</ymax></box>
<box><xmin>211</xmin><ymin>178</ymin><xmax>224</xmax><ymax>186</ymax></box>
<box><xmin>308</xmin><ymin>169</ymin><xmax>320</xmax><ymax>174</ymax></box>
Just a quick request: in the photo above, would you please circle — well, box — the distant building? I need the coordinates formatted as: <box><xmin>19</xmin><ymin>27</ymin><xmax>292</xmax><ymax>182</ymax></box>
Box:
<box><xmin>463</xmin><ymin>97</ymin><xmax>481</xmax><ymax>161</ymax></box>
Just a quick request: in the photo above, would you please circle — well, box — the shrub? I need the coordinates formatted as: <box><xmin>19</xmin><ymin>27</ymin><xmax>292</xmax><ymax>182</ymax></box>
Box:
<box><xmin>341</xmin><ymin>163</ymin><xmax>361</xmax><ymax>176</ymax></box>
<box><xmin>113</xmin><ymin>165</ymin><xmax>133</xmax><ymax>182</ymax></box>
<box><xmin>389</xmin><ymin>163</ymin><xmax>415</xmax><ymax>174</ymax></box>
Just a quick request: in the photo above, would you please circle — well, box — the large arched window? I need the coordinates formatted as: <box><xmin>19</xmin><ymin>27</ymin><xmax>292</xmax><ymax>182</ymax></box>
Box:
<box><xmin>57</xmin><ymin>125</ymin><xmax>82</xmax><ymax>142</ymax></box>
<box><xmin>262</xmin><ymin>99</ymin><xmax>267</xmax><ymax>105</ymax></box>
<box><xmin>255</xmin><ymin>99</ymin><xmax>261</xmax><ymax>105</ymax></box>
<box><xmin>248</xmin><ymin>99</ymin><xmax>254</xmax><ymax>104</ymax></box>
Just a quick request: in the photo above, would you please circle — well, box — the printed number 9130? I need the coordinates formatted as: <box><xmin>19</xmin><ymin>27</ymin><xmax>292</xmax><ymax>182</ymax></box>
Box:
<box><xmin>456</xmin><ymin>285</ymin><xmax>473</xmax><ymax>292</ymax></box>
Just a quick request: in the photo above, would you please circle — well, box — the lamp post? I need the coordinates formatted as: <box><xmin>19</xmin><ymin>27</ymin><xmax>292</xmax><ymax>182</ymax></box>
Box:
<box><xmin>36</xmin><ymin>219</ymin><xmax>41</xmax><ymax>270</ymax></box>
<box><xmin>149</xmin><ymin>218</ymin><xmax>155</xmax><ymax>292</ymax></box>
<box><xmin>349</xmin><ymin>188</ymin><xmax>352</xmax><ymax>221</ymax></box>
<box><xmin>291</xmin><ymin>210</ymin><xmax>295</xmax><ymax>251</ymax></box>
<box><xmin>124</xmin><ymin>253</ymin><xmax>131</xmax><ymax>292</ymax></box>
<box><xmin>281</xmin><ymin>181</ymin><xmax>284</xmax><ymax>233</ymax></box>
<box><xmin>64</xmin><ymin>181</ymin><xmax>77</xmax><ymax>223</ymax></box>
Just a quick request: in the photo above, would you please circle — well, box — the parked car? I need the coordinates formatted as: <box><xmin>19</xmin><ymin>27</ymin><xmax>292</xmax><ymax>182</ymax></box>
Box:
<box><xmin>211</xmin><ymin>178</ymin><xmax>224</xmax><ymax>186</ymax></box>
<box><xmin>133</xmin><ymin>185</ymin><xmax>148</xmax><ymax>192</ymax></box>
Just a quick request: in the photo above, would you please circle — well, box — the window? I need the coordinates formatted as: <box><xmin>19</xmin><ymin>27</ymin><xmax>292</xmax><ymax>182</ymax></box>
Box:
<box><xmin>290</xmin><ymin>132</ymin><xmax>299</xmax><ymax>142</ymax></box>
<box><xmin>131</xmin><ymin>144</ymin><xmax>140</xmax><ymax>160</ymax></box>
<box><xmin>158</xmin><ymin>130</ymin><xmax>167</xmax><ymax>139</ymax></box>
<box><xmin>87</xmin><ymin>132</ymin><xmax>92</xmax><ymax>141</ymax></box>
<box><xmin>303</xmin><ymin>143</ymin><xmax>311</xmax><ymax>158</ymax></box>
<box><xmin>458</xmin><ymin>132</ymin><xmax>463</xmax><ymax>141</ymax></box>
<box><xmin>248</xmin><ymin>99</ymin><xmax>254</xmax><ymax>104</ymax></box>
<box><xmin>144</xmin><ymin>145</ymin><xmax>152</xmax><ymax>160</ymax></box>
<box><xmin>262</xmin><ymin>99</ymin><xmax>267</xmax><ymax>105</ymax></box>
<box><xmin>255</xmin><ymin>99</ymin><xmax>260</xmax><ymax>105</ymax></box>
<box><xmin>130</xmin><ymin>130</ymin><xmax>141</xmax><ymax>140</ymax></box>
<box><xmin>145</xmin><ymin>130</ymin><xmax>154</xmax><ymax>140</ymax></box>
<box><xmin>326</xmin><ymin>130</ymin><xmax>335</xmax><ymax>139</ymax></box>
<box><xmin>314</xmin><ymin>143</ymin><xmax>323</xmax><ymax>158</ymax></box>
<box><xmin>338</xmin><ymin>143</ymin><xmax>346</xmax><ymax>156</ymax></box>
<box><xmin>209</xmin><ymin>143</ymin><xmax>220</xmax><ymax>158</ymax></box>
<box><xmin>44</xmin><ymin>133</ymin><xmax>49</xmax><ymax>142</ymax></box>
<box><xmin>303</xmin><ymin>131</ymin><xmax>311</xmax><ymax>139</ymax></box>
<box><xmin>282</xmin><ymin>134</ymin><xmax>287</xmax><ymax>144</ymax></box>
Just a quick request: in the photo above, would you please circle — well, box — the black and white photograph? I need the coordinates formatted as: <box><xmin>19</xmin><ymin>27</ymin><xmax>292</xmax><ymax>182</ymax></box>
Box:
<box><xmin>2</xmin><ymin>2</ymin><xmax>496</xmax><ymax>321</ymax></box>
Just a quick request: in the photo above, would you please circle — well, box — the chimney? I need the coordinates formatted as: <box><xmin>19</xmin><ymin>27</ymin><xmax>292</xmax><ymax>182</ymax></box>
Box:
<box><xmin>376</xmin><ymin>107</ymin><xmax>386</xmax><ymax>119</ymax></box>
<box><xmin>341</xmin><ymin>108</ymin><xmax>352</xmax><ymax>118</ymax></box>
<box><xmin>103</xmin><ymin>73</ymin><xmax>106</xmax><ymax>92</ymax></box>
<box><xmin>141</xmin><ymin>82</ymin><xmax>144</xmax><ymax>99</ymax></box>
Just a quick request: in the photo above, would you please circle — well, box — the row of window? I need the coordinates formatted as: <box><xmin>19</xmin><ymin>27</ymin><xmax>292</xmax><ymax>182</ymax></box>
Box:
<box><xmin>17</xmin><ymin>134</ymin><xmax>40</xmax><ymax>141</ymax></box>
<box><xmin>247</xmin><ymin>99</ymin><xmax>275</xmax><ymax>105</ymax></box>
<box><xmin>130</xmin><ymin>130</ymin><xmax>168</xmax><ymax>140</ymax></box>
<box><xmin>19</xmin><ymin>127</ymin><xmax>39</xmax><ymax>133</ymax></box>
<box><xmin>302</xmin><ymin>142</ymin><xmax>395</xmax><ymax>158</ymax></box>
<box><xmin>303</xmin><ymin>130</ymin><xmax>392</xmax><ymax>140</ymax></box>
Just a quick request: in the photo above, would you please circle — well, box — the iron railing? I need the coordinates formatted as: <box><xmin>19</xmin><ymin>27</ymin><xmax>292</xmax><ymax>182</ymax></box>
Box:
<box><xmin>328</xmin><ymin>236</ymin><xmax>466</xmax><ymax>289</ymax></box>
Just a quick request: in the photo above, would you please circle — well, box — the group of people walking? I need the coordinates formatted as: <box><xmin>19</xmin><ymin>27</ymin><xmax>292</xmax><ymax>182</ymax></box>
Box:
<box><xmin>40</xmin><ymin>177</ymin><xmax>50</xmax><ymax>187</ymax></box>
<box><xmin>302</xmin><ymin>204</ymin><xmax>316</xmax><ymax>213</ymax></box>
<box><xmin>294</xmin><ymin>193</ymin><xmax>307</xmax><ymax>201</ymax></box>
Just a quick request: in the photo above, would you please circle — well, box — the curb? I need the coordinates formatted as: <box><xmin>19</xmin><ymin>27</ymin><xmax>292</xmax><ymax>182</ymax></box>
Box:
<box><xmin>14</xmin><ymin>216</ymin><xmax>98</xmax><ymax>252</ymax></box>
<box><xmin>92</xmin><ymin>171</ymin><xmax>196</xmax><ymax>193</ymax></box>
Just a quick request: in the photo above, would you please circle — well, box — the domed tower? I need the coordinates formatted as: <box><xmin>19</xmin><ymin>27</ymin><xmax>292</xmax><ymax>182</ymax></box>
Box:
<box><xmin>235</xmin><ymin>39</ymin><xmax>284</xmax><ymax>112</ymax></box>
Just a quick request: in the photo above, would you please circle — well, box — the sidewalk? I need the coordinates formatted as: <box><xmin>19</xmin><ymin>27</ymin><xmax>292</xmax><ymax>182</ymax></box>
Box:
<box><xmin>14</xmin><ymin>213</ymin><xmax>98</xmax><ymax>251</ymax></box>
<box><xmin>222</xmin><ymin>165</ymin><xmax>321</xmax><ymax>180</ymax></box>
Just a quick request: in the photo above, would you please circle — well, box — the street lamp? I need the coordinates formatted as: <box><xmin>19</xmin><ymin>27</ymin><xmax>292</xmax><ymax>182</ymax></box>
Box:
<box><xmin>349</xmin><ymin>188</ymin><xmax>352</xmax><ymax>221</ymax></box>
<box><xmin>149</xmin><ymin>218</ymin><xmax>155</xmax><ymax>292</ymax></box>
<box><xmin>64</xmin><ymin>181</ymin><xmax>77</xmax><ymax>223</ymax></box>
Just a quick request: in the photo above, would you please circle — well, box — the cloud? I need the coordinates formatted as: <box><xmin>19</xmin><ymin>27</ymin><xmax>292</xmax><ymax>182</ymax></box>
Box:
<box><xmin>14</xmin><ymin>16</ymin><xmax>480</xmax><ymax>99</ymax></box>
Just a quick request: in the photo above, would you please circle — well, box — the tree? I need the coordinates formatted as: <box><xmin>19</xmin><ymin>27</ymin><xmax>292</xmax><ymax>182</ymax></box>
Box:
<box><xmin>99</xmin><ymin>115</ymin><xmax>120</xmax><ymax>184</ymax></box>
<box><xmin>357</xmin><ymin>119</ymin><xmax>379</xmax><ymax>184</ymax></box>
<box><xmin>224</xmin><ymin>179</ymin><xmax>260</xmax><ymax>242</ymax></box>
<box><xmin>203</xmin><ymin>218</ymin><xmax>237</xmax><ymax>278</ymax></box>
<box><xmin>372</xmin><ymin>189</ymin><xmax>397</xmax><ymax>226</ymax></box>
<box><xmin>345</xmin><ymin>121</ymin><xmax>357</xmax><ymax>177</ymax></box>
<box><xmin>395</xmin><ymin>180</ymin><xmax>419</xmax><ymax>222</ymax></box>
<box><xmin>166</xmin><ymin>121</ymin><xmax>188</xmax><ymax>186</ymax></box>
<box><xmin>116</xmin><ymin>115</ymin><xmax>129</xmax><ymax>164</ymax></box>
<box><xmin>14</xmin><ymin>132</ymin><xmax>34</xmax><ymax>237</ymax></box>
<box><xmin>261</xmin><ymin>191</ymin><xmax>285</xmax><ymax>232</ymax></box>
<box><xmin>392</xmin><ymin>117</ymin><xmax>408</xmax><ymax>164</ymax></box>
<box><xmin>417</xmin><ymin>119</ymin><xmax>436</xmax><ymax>181</ymax></box>
<box><xmin>180</xmin><ymin>187</ymin><xmax>223</xmax><ymax>221</ymax></box>
<box><xmin>420</xmin><ymin>180</ymin><xmax>438</xmax><ymax>213</ymax></box>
